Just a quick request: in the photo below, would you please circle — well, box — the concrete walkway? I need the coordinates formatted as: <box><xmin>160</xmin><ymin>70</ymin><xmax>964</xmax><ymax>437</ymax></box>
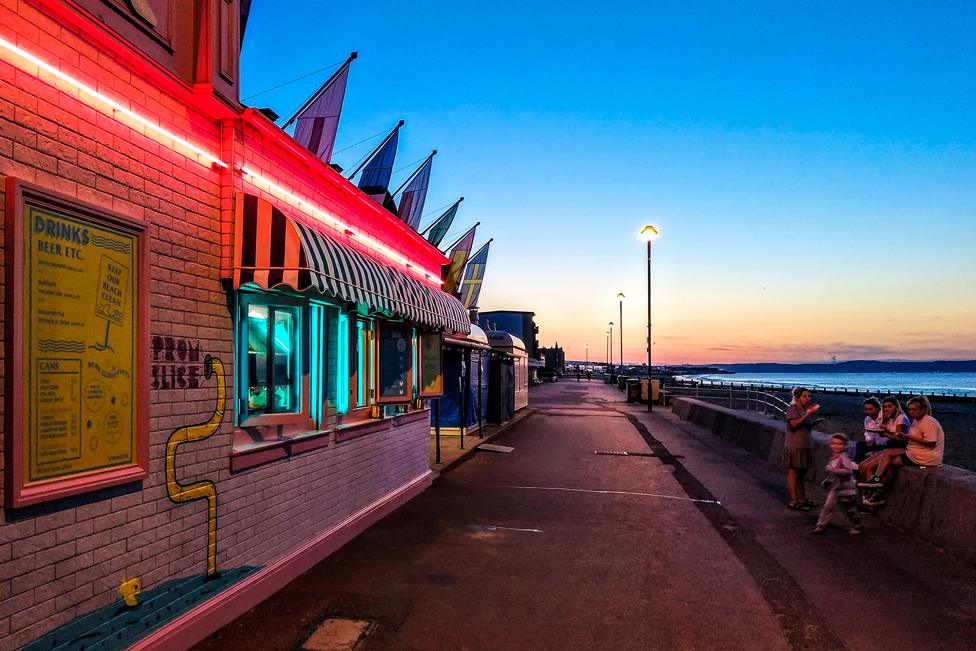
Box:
<box><xmin>195</xmin><ymin>381</ymin><xmax>976</xmax><ymax>650</ymax></box>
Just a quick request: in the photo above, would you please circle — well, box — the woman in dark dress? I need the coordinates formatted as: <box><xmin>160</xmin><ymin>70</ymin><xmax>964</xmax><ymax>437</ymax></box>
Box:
<box><xmin>784</xmin><ymin>387</ymin><xmax>821</xmax><ymax>510</ymax></box>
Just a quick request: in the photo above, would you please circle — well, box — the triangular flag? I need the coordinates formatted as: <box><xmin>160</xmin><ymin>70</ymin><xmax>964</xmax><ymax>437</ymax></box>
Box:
<box><xmin>442</xmin><ymin>225</ymin><xmax>478</xmax><ymax>295</ymax></box>
<box><xmin>424</xmin><ymin>198</ymin><xmax>462</xmax><ymax>248</ymax></box>
<box><xmin>460</xmin><ymin>240</ymin><xmax>491</xmax><ymax>309</ymax></box>
<box><xmin>396</xmin><ymin>152</ymin><xmax>434</xmax><ymax>230</ymax></box>
<box><xmin>287</xmin><ymin>53</ymin><xmax>355</xmax><ymax>163</ymax></box>
<box><xmin>358</xmin><ymin>127</ymin><xmax>400</xmax><ymax>207</ymax></box>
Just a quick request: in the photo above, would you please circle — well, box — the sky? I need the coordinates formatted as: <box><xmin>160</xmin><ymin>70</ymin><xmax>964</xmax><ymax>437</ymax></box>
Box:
<box><xmin>241</xmin><ymin>1</ymin><xmax>976</xmax><ymax>365</ymax></box>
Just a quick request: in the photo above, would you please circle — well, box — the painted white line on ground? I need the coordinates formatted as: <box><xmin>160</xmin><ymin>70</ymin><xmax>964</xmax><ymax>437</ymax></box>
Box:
<box><xmin>504</xmin><ymin>485</ymin><xmax>722</xmax><ymax>505</ymax></box>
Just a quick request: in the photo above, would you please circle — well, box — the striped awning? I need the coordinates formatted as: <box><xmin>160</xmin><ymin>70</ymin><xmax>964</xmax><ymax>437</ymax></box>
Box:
<box><xmin>233</xmin><ymin>192</ymin><xmax>470</xmax><ymax>334</ymax></box>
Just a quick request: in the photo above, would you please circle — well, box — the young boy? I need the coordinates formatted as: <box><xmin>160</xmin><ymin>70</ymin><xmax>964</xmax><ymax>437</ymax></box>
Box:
<box><xmin>812</xmin><ymin>433</ymin><xmax>861</xmax><ymax>535</ymax></box>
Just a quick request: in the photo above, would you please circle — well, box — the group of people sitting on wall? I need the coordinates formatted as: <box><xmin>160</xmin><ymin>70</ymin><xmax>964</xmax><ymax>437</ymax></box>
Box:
<box><xmin>781</xmin><ymin>387</ymin><xmax>945</xmax><ymax>535</ymax></box>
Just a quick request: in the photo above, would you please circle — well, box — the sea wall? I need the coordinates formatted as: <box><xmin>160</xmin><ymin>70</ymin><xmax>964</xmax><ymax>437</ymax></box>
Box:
<box><xmin>671</xmin><ymin>397</ymin><xmax>976</xmax><ymax>565</ymax></box>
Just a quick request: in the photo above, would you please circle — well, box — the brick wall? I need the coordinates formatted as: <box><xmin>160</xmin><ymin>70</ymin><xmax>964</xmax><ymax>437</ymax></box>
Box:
<box><xmin>0</xmin><ymin>4</ymin><xmax>433</xmax><ymax>649</ymax></box>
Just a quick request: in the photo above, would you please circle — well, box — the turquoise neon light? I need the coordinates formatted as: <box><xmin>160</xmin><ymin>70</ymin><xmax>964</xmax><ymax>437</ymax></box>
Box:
<box><xmin>336</xmin><ymin>312</ymin><xmax>349</xmax><ymax>414</ymax></box>
<box><xmin>309</xmin><ymin>305</ymin><xmax>322</xmax><ymax>426</ymax></box>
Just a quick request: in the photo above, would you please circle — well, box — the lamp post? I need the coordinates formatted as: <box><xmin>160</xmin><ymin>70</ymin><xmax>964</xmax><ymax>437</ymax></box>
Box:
<box><xmin>606</xmin><ymin>330</ymin><xmax>610</xmax><ymax>372</ymax></box>
<box><xmin>640</xmin><ymin>225</ymin><xmax>659</xmax><ymax>412</ymax></box>
<box><xmin>616</xmin><ymin>292</ymin><xmax>625</xmax><ymax>372</ymax></box>
<box><xmin>585</xmin><ymin>344</ymin><xmax>589</xmax><ymax>372</ymax></box>
<box><xmin>608</xmin><ymin>321</ymin><xmax>614</xmax><ymax>377</ymax></box>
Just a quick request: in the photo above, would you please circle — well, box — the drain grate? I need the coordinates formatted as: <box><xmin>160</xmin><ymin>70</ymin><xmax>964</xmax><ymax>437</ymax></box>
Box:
<box><xmin>297</xmin><ymin>617</ymin><xmax>376</xmax><ymax>651</ymax></box>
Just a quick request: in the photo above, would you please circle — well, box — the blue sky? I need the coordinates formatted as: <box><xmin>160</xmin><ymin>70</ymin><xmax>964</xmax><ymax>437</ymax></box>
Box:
<box><xmin>241</xmin><ymin>1</ymin><xmax>976</xmax><ymax>363</ymax></box>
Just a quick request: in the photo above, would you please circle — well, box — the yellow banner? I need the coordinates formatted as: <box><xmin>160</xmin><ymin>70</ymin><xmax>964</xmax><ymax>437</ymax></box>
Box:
<box><xmin>24</xmin><ymin>203</ymin><xmax>139</xmax><ymax>483</ymax></box>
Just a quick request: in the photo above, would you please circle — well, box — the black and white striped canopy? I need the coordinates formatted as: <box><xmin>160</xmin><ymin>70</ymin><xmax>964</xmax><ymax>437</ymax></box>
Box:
<box><xmin>233</xmin><ymin>192</ymin><xmax>470</xmax><ymax>334</ymax></box>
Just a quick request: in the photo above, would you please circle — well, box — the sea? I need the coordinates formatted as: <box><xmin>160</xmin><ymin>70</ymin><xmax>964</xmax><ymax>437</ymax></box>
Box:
<box><xmin>683</xmin><ymin>372</ymin><xmax>976</xmax><ymax>398</ymax></box>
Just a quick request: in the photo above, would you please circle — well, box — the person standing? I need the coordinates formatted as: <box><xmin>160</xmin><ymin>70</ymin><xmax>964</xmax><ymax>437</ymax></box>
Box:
<box><xmin>784</xmin><ymin>387</ymin><xmax>821</xmax><ymax>510</ymax></box>
<box><xmin>812</xmin><ymin>433</ymin><xmax>861</xmax><ymax>535</ymax></box>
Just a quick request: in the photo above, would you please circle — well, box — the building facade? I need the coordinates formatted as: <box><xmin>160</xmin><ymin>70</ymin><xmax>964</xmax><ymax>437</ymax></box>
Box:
<box><xmin>479</xmin><ymin>310</ymin><xmax>539</xmax><ymax>358</ymax></box>
<box><xmin>539</xmin><ymin>345</ymin><xmax>566</xmax><ymax>374</ymax></box>
<box><xmin>0</xmin><ymin>2</ymin><xmax>466</xmax><ymax>648</ymax></box>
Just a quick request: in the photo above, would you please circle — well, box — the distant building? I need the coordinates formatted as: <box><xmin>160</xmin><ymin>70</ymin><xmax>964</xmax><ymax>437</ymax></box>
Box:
<box><xmin>539</xmin><ymin>344</ymin><xmax>566</xmax><ymax>373</ymax></box>
<box><xmin>480</xmin><ymin>310</ymin><xmax>540</xmax><ymax>358</ymax></box>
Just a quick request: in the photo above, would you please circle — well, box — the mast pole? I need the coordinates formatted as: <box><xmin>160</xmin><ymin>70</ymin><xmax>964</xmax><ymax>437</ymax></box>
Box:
<box><xmin>346</xmin><ymin>119</ymin><xmax>405</xmax><ymax>180</ymax></box>
<box><xmin>392</xmin><ymin>150</ymin><xmax>437</xmax><ymax>198</ymax></box>
<box><xmin>282</xmin><ymin>51</ymin><xmax>357</xmax><ymax>129</ymax></box>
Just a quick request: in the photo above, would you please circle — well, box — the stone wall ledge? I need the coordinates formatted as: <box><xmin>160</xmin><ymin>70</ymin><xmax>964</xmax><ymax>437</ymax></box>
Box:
<box><xmin>671</xmin><ymin>397</ymin><xmax>976</xmax><ymax>565</ymax></box>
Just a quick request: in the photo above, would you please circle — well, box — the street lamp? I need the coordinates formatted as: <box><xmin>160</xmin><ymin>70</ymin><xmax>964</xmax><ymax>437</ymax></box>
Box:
<box><xmin>608</xmin><ymin>321</ymin><xmax>614</xmax><ymax>376</ymax></box>
<box><xmin>640</xmin><ymin>225</ymin><xmax>659</xmax><ymax>412</ymax></box>
<box><xmin>606</xmin><ymin>330</ymin><xmax>610</xmax><ymax>372</ymax></box>
<box><xmin>616</xmin><ymin>292</ymin><xmax>625</xmax><ymax>372</ymax></box>
<box><xmin>585</xmin><ymin>344</ymin><xmax>589</xmax><ymax>371</ymax></box>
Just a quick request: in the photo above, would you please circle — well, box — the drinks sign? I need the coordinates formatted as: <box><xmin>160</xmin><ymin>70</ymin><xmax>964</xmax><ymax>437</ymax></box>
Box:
<box><xmin>5</xmin><ymin>182</ymin><xmax>148</xmax><ymax>507</ymax></box>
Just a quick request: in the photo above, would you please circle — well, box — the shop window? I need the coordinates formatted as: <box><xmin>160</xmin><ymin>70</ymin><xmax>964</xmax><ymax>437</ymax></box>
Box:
<box><xmin>238</xmin><ymin>292</ymin><xmax>306</xmax><ymax>423</ymax></box>
<box><xmin>354</xmin><ymin>318</ymin><xmax>374</xmax><ymax>410</ymax></box>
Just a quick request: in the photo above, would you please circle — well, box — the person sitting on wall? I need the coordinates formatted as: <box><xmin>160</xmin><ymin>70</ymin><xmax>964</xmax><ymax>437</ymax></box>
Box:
<box><xmin>857</xmin><ymin>397</ymin><xmax>886</xmax><ymax>462</ymax></box>
<box><xmin>879</xmin><ymin>395</ymin><xmax>911</xmax><ymax>449</ymax></box>
<box><xmin>857</xmin><ymin>395</ymin><xmax>945</xmax><ymax>507</ymax></box>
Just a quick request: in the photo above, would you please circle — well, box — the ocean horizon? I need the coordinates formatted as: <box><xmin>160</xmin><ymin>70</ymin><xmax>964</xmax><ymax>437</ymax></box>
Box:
<box><xmin>684</xmin><ymin>372</ymin><xmax>976</xmax><ymax>397</ymax></box>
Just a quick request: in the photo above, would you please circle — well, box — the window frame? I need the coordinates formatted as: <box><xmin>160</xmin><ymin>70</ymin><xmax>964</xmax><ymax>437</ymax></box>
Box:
<box><xmin>236</xmin><ymin>290</ymin><xmax>311</xmax><ymax>428</ymax></box>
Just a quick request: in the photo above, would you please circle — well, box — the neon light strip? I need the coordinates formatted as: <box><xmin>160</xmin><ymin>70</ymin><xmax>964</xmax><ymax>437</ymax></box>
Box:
<box><xmin>240</xmin><ymin>166</ymin><xmax>441</xmax><ymax>284</ymax></box>
<box><xmin>0</xmin><ymin>36</ymin><xmax>228</xmax><ymax>169</ymax></box>
<box><xmin>336</xmin><ymin>312</ymin><xmax>350</xmax><ymax>414</ymax></box>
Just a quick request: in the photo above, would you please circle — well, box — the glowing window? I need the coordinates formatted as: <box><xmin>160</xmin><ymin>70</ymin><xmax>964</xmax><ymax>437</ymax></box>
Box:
<box><xmin>240</xmin><ymin>295</ymin><xmax>302</xmax><ymax>417</ymax></box>
<box><xmin>355</xmin><ymin>319</ymin><xmax>374</xmax><ymax>409</ymax></box>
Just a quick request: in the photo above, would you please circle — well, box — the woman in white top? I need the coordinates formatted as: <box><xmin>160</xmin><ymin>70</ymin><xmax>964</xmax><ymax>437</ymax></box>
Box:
<box><xmin>856</xmin><ymin>397</ymin><xmax>885</xmax><ymax>461</ymax></box>
<box><xmin>879</xmin><ymin>396</ymin><xmax>911</xmax><ymax>449</ymax></box>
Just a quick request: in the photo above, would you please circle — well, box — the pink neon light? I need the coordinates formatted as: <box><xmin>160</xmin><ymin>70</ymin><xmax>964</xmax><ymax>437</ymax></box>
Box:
<box><xmin>240</xmin><ymin>166</ymin><xmax>441</xmax><ymax>285</ymax></box>
<box><xmin>0</xmin><ymin>36</ymin><xmax>228</xmax><ymax>169</ymax></box>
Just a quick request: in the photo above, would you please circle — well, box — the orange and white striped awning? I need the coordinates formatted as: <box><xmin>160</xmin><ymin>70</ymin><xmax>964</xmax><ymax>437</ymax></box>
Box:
<box><xmin>233</xmin><ymin>192</ymin><xmax>470</xmax><ymax>334</ymax></box>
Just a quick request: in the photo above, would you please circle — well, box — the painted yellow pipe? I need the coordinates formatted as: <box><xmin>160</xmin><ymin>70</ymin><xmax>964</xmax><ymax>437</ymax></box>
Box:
<box><xmin>165</xmin><ymin>355</ymin><xmax>224</xmax><ymax>576</ymax></box>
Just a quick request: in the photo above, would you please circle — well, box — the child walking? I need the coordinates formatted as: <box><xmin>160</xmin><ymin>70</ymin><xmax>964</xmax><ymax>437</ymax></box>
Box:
<box><xmin>812</xmin><ymin>434</ymin><xmax>861</xmax><ymax>535</ymax></box>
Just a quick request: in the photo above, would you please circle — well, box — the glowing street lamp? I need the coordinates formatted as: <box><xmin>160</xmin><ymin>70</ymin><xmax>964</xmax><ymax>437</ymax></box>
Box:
<box><xmin>608</xmin><ymin>321</ymin><xmax>614</xmax><ymax>376</ymax></box>
<box><xmin>640</xmin><ymin>225</ymin><xmax>659</xmax><ymax>412</ymax></box>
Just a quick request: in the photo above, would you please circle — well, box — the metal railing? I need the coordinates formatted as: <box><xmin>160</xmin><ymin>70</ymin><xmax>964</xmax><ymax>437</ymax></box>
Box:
<box><xmin>673</xmin><ymin>376</ymin><xmax>976</xmax><ymax>401</ymax></box>
<box><xmin>662</xmin><ymin>383</ymin><xmax>791</xmax><ymax>419</ymax></box>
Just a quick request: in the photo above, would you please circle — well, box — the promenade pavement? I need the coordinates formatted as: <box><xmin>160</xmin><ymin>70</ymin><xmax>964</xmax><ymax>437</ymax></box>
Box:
<box><xmin>195</xmin><ymin>380</ymin><xmax>976</xmax><ymax>651</ymax></box>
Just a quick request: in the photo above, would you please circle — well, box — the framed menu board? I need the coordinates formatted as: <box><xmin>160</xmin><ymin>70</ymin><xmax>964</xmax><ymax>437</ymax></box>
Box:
<box><xmin>418</xmin><ymin>332</ymin><xmax>443</xmax><ymax>397</ymax></box>
<box><xmin>5</xmin><ymin>179</ymin><xmax>149</xmax><ymax>507</ymax></box>
<box><xmin>376</xmin><ymin>323</ymin><xmax>412</xmax><ymax>403</ymax></box>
